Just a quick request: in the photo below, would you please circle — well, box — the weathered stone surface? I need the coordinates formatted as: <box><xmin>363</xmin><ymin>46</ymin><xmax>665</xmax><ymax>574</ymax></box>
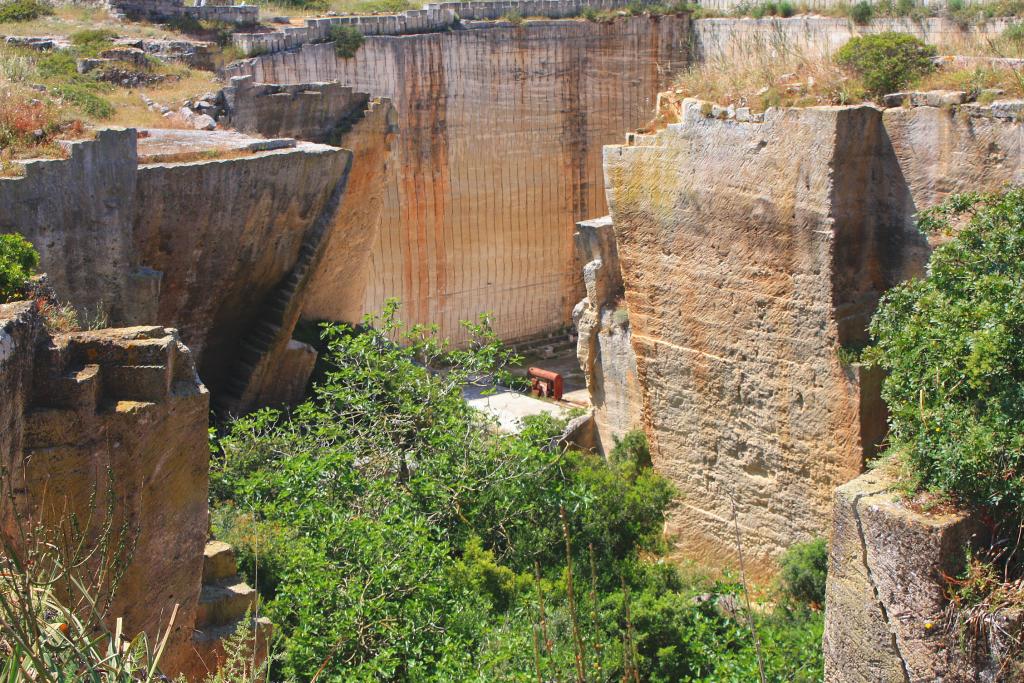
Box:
<box><xmin>603</xmin><ymin>104</ymin><xmax>918</xmax><ymax>576</ymax></box>
<box><xmin>302</xmin><ymin>97</ymin><xmax>398</xmax><ymax>324</ymax></box>
<box><xmin>691</xmin><ymin>16</ymin><xmax>1012</xmax><ymax>63</ymax></box>
<box><xmin>883</xmin><ymin>103</ymin><xmax>1024</xmax><ymax>217</ymax></box>
<box><xmin>824</xmin><ymin>470</ymin><xmax>1021</xmax><ymax>682</ymax></box>
<box><xmin>1</xmin><ymin>126</ymin><xmax>378</xmax><ymax>413</ymax></box>
<box><xmin>573</xmin><ymin>215</ymin><xmax>642</xmax><ymax>454</ymax></box>
<box><xmin>221</xmin><ymin>75</ymin><xmax>372</xmax><ymax>143</ymax></box>
<box><xmin>882</xmin><ymin>90</ymin><xmax>967</xmax><ymax>108</ymax></box>
<box><xmin>133</xmin><ymin>135</ymin><xmax>352</xmax><ymax>396</ymax></box>
<box><xmin>0</xmin><ymin>303</ymin><xmax>211</xmax><ymax>678</ymax></box>
<box><xmin>0</xmin><ymin>130</ymin><xmax>138</xmax><ymax>323</ymax></box>
<box><xmin>227</xmin><ymin>16</ymin><xmax>691</xmax><ymax>344</ymax></box>
<box><xmin>245</xmin><ymin>338</ymin><xmax>317</xmax><ymax>407</ymax></box>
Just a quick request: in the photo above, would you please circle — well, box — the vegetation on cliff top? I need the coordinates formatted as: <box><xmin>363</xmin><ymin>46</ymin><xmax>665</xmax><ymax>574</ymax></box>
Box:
<box><xmin>670</xmin><ymin>27</ymin><xmax>1024</xmax><ymax>115</ymax></box>
<box><xmin>210</xmin><ymin>303</ymin><xmax>824</xmax><ymax>681</ymax></box>
<box><xmin>835</xmin><ymin>32</ymin><xmax>937</xmax><ymax>95</ymax></box>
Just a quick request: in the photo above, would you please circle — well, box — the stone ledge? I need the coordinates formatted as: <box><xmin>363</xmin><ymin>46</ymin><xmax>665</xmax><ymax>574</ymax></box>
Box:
<box><xmin>824</xmin><ymin>468</ymin><xmax>1021</xmax><ymax>682</ymax></box>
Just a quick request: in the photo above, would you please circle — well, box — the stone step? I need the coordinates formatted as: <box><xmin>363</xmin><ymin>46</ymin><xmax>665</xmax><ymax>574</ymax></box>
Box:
<box><xmin>32</xmin><ymin>364</ymin><xmax>101</xmax><ymax>412</ymax></box>
<box><xmin>103</xmin><ymin>364</ymin><xmax>170</xmax><ymax>403</ymax></box>
<box><xmin>203</xmin><ymin>541</ymin><xmax>238</xmax><ymax>583</ymax></box>
<box><xmin>193</xmin><ymin>614</ymin><xmax>272</xmax><ymax>645</ymax></box>
<box><xmin>196</xmin><ymin>578</ymin><xmax>257</xmax><ymax>629</ymax></box>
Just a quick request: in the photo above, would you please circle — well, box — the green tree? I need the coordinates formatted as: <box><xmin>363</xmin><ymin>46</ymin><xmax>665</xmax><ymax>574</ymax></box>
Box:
<box><xmin>211</xmin><ymin>303</ymin><xmax>822</xmax><ymax>681</ymax></box>
<box><xmin>0</xmin><ymin>233</ymin><xmax>38</xmax><ymax>303</ymax></box>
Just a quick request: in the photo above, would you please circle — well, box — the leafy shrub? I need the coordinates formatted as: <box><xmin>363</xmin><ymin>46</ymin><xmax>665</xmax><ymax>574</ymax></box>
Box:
<box><xmin>0</xmin><ymin>233</ymin><xmax>38</xmax><ymax>303</ymax></box>
<box><xmin>778</xmin><ymin>537</ymin><xmax>828</xmax><ymax>606</ymax></box>
<box><xmin>848</xmin><ymin>0</ymin><xmax>874</xmax><ymax>23</ymax></box>
<box><xmin>327</xmin><ymin>23</ymin><xmax>364</xmax><ymax>58</ymax></box>
<box><xmin>211</xmin><ymin>303</ymin><xmax>822</xmax><ymax>681</ymax></box>
<box><xmin>895</xmin><ymin>0</ymin><xmax>916</xmax><ymax>15</ymax></box>
<box><xmin>867</xmin><ymin>188</ymin><xmax>1024</xmax><ymax>518</ymax></box>
<box><xmin>50</xmin><ymin>83</ymin><xmax>114</xmax><ymax>119</ymax></box>
<box><xmin>0</xmin><ymin>0</ymin><xmax>52</xmax><ymax>23</ymax></box>
<box><xmin>69</xmin><ymin>28</ymin><xmax>117</xmax><ymax>56</ymax></box>
<box><xmin>35</xmin><ymin>50</ymin><xmax>76</xmax><ymax>78</ymax></box>
<box><xmin>779</xmin><ymin>0</ymin><xmax>795</xmax><ymax>16</ymax></box>
<box><xmin>1003</xmin><ymin>21</ymin><xmax>1024</xmax><ymax>46</ymax></box>
<box><xmin>835</xmin><ymin>32</ymin><xmax>936</xmax><ymax>95</ymax></box>
<box><xmin>502</xmin><ymin>8</ymin><xmax>524</xmax><ymax>23</ymax></box>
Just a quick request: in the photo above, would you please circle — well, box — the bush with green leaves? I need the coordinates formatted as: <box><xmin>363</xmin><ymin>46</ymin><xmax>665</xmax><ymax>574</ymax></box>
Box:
<box><xmin>211</xmin><ymin>302</ymin><xmax>823</xmax><ymax>681</ymax></box>
<box><xmin>328</xmin><ymin>24</ymin><xmax>365</xmax><ymax>58</ymax></box>
<box><xmin>848</xmin><ymin>0</ymin><xmax>874</xmax><ymax>23</ymax></box>
<box><xmin>867</xmin><ymin>188</ymin><xmax>1024</xmax><ymax>521</ymax></box>
<box><xmin>0</xmin><ymin>0</ymin><xmax>52</xmax><ymax>23</ymax></box>
<box><xmin>69</xmin><ymin>28</ymin><xmax>117</xmax><ymax>57</ymax></box>
<box><xmin>0</xmin><ymin>233</ymin><xmax>38</xmax><ymax>303</ymax></box>
<box><xmin>835</xmin><ymin>32</ymin><xmax>936</xmax><ymax>96</ymax></box>
<box><xmin>778</xmin><ymin>537</ymin><xmax>828</xmax><ymax>606</ymax></box>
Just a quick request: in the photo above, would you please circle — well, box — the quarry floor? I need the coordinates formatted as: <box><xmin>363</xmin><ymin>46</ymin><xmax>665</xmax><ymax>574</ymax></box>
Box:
<box><xmin>464</xmin><ymin>347</ymin><xmax>588</xmax><ymax>432</ymax></box>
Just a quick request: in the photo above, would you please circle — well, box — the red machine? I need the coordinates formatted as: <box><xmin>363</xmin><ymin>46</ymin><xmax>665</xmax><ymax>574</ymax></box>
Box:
<box><xmin>528</xmin><ymin>367</ymin><xmax>564</xmax><ymax>401</ymax></box>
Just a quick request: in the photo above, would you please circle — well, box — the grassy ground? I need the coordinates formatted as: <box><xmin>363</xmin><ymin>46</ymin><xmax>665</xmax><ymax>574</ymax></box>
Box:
<box><xmin>0</xmin><ymin>36</ymin><xmax>217</xmax><ymax>173</ymax></box>
<box><xmin>669</xmin><ymin>21</ymin><xmax>1024</xmax><ymax>114</ymax></box>
<box><xmin>256</xmin><ymin>0</ymin><xmax>420</xmax><ymax>19</ymax></box>
<box><xmin>0</xmin><ymin>4</ymin><xmax>183</xmax><ymax>40</ymax></box>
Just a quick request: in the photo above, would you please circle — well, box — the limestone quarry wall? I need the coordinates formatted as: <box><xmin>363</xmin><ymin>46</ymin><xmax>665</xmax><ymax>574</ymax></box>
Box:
<box><xmin>133</xmin><ymin>140</ymin><xmax>352</xmax><ymax>393</ymax></box>
<box><xmin>603</xmin><ymin>103</ymin><xmax>914</xmax><ymax>576</ymax></box>
<box><xmin>302</xmin><ymin>98</ymin><xmax>398</xmax><ymax>324</ymax></box>
<box><xmin>883</xmin><ymin>102</ymin><xmax>1024</xmax><ymax>216</ymax></box>
<box><xmin>572</xmin><ymin>216</ymin><xmax>641</xmax><ymax>454</ymax></box>
<box><xmin>226</xmin><ymin>16</ymin><xmax>691</xmax><ymax>343</ymax></box>
<box><xmin>0</xmin><ymin>125</ymin><xmax>391</xmax><ymax>406</ymax></box>
<box><xmin>220</xmin><ymin>76</ymin><xmax>372</xmax><ymax>143</ymax></box>
<box><xmin>598</xmin><ymin>96</ymin><xmax>1024</xmax><ymax>575</ymax></box>
<box><xmin>0</xmin><ymin>301</ymin><xmax>210</xmax><ymax>678</ymax></box>
<box><xmin>691</xmin><ymin>16</ymin><xmax>1011</xmax><ymax>63</ymax></box>
<box><xmin>0</xmin><ymin>131</ymin><xmax>140</xmax><ymax>324</ymax></box>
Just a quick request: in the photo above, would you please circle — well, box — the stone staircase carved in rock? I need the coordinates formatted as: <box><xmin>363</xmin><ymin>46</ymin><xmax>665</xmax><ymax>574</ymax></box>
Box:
<box><xmin>189</xmin><ymin>540</ymin><xmax>272</xmax><ymax>678</ymax></box>
<box><xmin>213</xmin><ymin>98</ymin><xmax>396</xmax><ymax>416</ymax></box>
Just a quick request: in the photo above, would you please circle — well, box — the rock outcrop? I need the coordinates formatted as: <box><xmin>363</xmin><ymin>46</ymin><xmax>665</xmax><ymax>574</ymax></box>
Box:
<box><xmin>603</xmin><ymin>103</ymin><xmax>914</xmax><ymax>576</ymax></box>
<box><xmin>227</xmin><ymin>16</ymin><xmax>691</xmax><ymax>344</ymax></box>
<box><xmin>0</xmin><ymin>300</ymin><xmax>252</xmax><ymax>678</ymax></box>
<box><xmin>572</xmin><ymin>216</ymin><xmax>642</xmax><ymax>454</ymax></box>
<box><xmin>596</xmin><ymin>96</ymin><xmax>1024</xmax><ymax>575</ymax></box>
<box><xmin>1</xmin><ymin>120</ymin><xmax>394</xmax><ymax>411</ymax></box>
<box><xmin>824</xmin><ymin>469</ymin><xmax>1022</xmax><ymax>682</ymax></box>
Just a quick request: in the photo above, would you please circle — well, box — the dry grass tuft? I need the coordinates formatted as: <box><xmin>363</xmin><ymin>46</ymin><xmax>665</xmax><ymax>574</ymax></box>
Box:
<box><xmin>671</xmin><ymin>36</ymin><xmax>865</xmax><ymax>113</ymax></box>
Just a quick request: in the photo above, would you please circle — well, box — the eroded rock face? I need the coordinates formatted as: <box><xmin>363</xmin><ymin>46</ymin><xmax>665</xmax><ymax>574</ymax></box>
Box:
<box><xmin>302</xmin><ymin>98</ymin><xmax>399</xmax><ymax>325</ymax></box>
<box><xmin>0</xmin><ymin>126</ymin><xmax>389</xmax><ymax>410</ymax></box>
<box><xmin>0</xmin><ymin>301</ymin><xmax>210</xmax><ymax>678</ymax></box>
<box><xmin>883</xmin><ymin>103</ymin><xmax>1024</xmax><ymax>218</ymax></box>
<box><xmin>573</xmin><ymin>216</ymin><xmax>642</xmax><ymax>453</ymax></box>
<box><xmin>603</xmin><ymin>104</ymin><xmax>915</xmax><ymax>576</ymax></box>
<box><xmin>132</xmin><ymin>133</ymin><xmax>353</xmax><ymax>396</ymax></box>
<box><xmin>824</xmin><ymin>470</ymin><xmax>1021</xmax><ymax>682</ymax></box>
<box><xmin>0</xmin><ymin>130</ymin><xmax>139</xmax><ymax>324</ymax></box>
<box><xmin>227</xmin><ymin>16</ymin><xmax>691</xmax><ymax>344</ymax></box>
<box><xmin>220</xmin><ymin>75</ymin><xmax>373</xmax><ymax>143</ymax></box>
